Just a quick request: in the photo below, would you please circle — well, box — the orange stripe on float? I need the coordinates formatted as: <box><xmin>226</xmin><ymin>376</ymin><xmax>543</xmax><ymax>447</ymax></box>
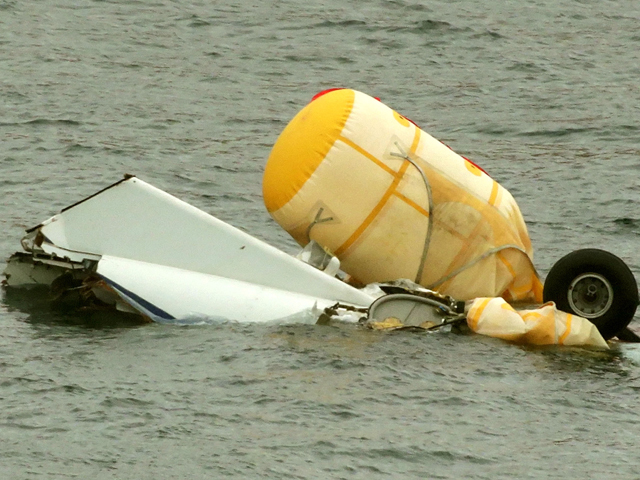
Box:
<box><xmin>488</xmin><ymin>181</ymin><xmax>500</xmax><ymax>206</ymax></box>
<box><xmin>498</xmin><ymin>251</ymin><xmax>517</xmax><ymax>279</ymax></box>
<box><xmin>494</xmin><ymin>185</ymin><xmax>503</xmax><ymax>206</ymax></box>
<box><xmin>521</xmin><ymin>311</ymin><xmax>543</xmax><ymax>322</ymax></box>
<box><xmin>467</xmin><ymin>298</ymin><xmax>492</xmax><ymax>331</ymax></box>
<box><xmin>392</xmin><ymin>191</ymin><xmax>429</xmax><ymax>217</ymax></box>
<box><xmin>437</xmin><ymin>216</ymin><xmax>487</xmax><ymax>280</ymax></box>
<box><xmin>334</xmin><ymin>126</ymin><xmax>423</xmax><ymax>257</ymax></box>
<box><xmin>410</xmin><ymin>125</ymin><xmax>422</xmax><ymax>153</ymax></box>
<box><xmin>558</xmin><ymin>314</ymin><xmax>573</xmax><ymax>345</ymax></box>
<box><xmin>499</xmin><ymin>251</ymin><xmax>535</xmax><ymax>299</ymax></box>
<box><xmin>337</xmin><ymin>135</ymin><xmax>398</xmax><ymax>177</ymax></box>
<box><xmin>507</xmin><ymin>276</ymin><xmax>534</xmax><ymax>298</ymax></box>
<box><xmin>334</xmin><ymin>160</ymin><xmax>411</xmax><ymax>256</ymax></box>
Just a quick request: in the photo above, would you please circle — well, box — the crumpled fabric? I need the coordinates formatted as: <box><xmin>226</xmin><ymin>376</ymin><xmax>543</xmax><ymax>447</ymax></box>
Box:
<box><xmin>466</xmin><ymin>297</ymin><xmax>608</xmax><ymax>348</ymax></box>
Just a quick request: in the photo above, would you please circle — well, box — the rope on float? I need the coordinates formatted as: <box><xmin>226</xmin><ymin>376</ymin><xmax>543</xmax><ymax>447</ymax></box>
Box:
<box><xmin>391</xmin><ymin>142</ymin><xmax>433</xmax><ymax>285</ymax></box>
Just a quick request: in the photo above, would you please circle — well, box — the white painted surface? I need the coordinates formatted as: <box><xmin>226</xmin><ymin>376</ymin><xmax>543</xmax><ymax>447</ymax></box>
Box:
<box><xmin>96</xmin><ymin>255</ymin><xmax>342</xmax><ymax>323</ymax></box>
<box><xmin>37</xmin><ymin>177</ymin><xmax>373</xmax><ymax>307</ymax></box>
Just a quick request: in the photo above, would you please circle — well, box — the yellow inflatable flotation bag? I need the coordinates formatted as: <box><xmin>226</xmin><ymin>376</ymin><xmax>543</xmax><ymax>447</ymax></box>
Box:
<box><xmin>263</xmin><ymin>88</ymin><xmax>542</xmax><ymax>302</ymax></box>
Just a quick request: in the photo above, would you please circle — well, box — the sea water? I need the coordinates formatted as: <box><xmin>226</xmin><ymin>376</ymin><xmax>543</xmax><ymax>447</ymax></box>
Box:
<box><xmin>1</xmin><ymin>1</ymin><xmax>640</xmax><ymax>478</ymax></box>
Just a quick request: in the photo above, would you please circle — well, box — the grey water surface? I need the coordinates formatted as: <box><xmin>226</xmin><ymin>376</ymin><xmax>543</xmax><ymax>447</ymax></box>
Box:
<box><xmin>2</xmin><ymin>0</ymin><xmax>640</xmax><ymax>478</ymax></box>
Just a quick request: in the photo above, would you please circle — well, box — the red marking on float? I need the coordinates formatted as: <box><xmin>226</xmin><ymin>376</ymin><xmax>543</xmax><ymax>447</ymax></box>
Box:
<box><xmin>311</xmin><ymin>88</ymin><xmax>345</xmax><ymax>101</ymax></box>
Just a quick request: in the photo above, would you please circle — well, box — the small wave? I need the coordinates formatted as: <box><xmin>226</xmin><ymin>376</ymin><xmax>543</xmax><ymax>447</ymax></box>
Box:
<box><xmin>0</xmin><ymin>119</ymin><xmax>81</xmax><ymax>127</ymax></box>
<box><xmin>0</xmin><ymin>422</ymin><xmax>45</xmax><ymax>431</ymax></box>
<box><xmin>615</xmin><ymin>124</ymin><xmax>640</xmax><ymax>133</ymax></box>
<box><xmin>314</xmin><ymin>19</ymin><xmax>368</xmax><ymax>28</ymax></box>
<box><xmin>426</xmin><ymin>450</ymin><xmax>495</xmax><ymax>465</ymax></box>
<box><xmin>353</xmin><ymin>446</ymin><xmax>494</xmax><ymax>465</ymax></box>
<box><xmin>389</xmin><ymin>19</ymin><xmax>467</xmax><ymax>35</ymax></box>
<box><xmin>403</xmin><ymin>3</ymin><xmax>433</xmax><ymax>12</ymax></box>
<box><xmin>363</xmin><ymin>37</ymin><xmax>405</xmax><ymax>50</ymax></box>
<box><xmin>178</xmin><ymin>14</ymin><xmax>212</xmax><ymax>27</ymax></box>
<box><xmin>64</xmin><ymin>143</ymin><xmax>95</xmax><ymax>153</ymax></box>
<box><xmin>100</xmin><ymin>397</ymin><xmax>155</xmax><ymax>408</ymax></box>
<box><xmin>483</xmin><ymin>29</ymin><xmax>504</xmax><ymax>39</ymax></box>
<box><xmin>612</xmin><ymin>218</ymin><xmax>640</xmax><ymax>234</ymax></box>
<box><xmin>189</xmin><ymin>19</ymin><xmax>211</xmax><ymax>28</ymax></box>
<box><xmin>0</xmin><ymin>89</ymin><xmax>27</xmax><ymax>99</ymax></box>
<box><xmin>517</xmin><ymin>127</ymin><xmax>596</xmax><ymax>137</ymax></box>
<box><xmin>476</xmin><ymin>125</ymin><xmax>518</xmax><ymax>136</ymax></box>
<box><xmin>507</xmin><ymin>61</ymin><xmax>547</xmax><ymax>73</ymax></box>
<box><xmin>614</xmin><ymin>217</ymin><xmax>640</xmax><ymax>227</ymax></box>
<box><xmin>206</xmin><ymin>192</ymin><xmax>255</xmax><ymax>203</ymax></box>
<box><xmin>412</xmin><ymin>19</ymin><xmax>455</xmax><ymax>32</ymax></box>
<box><xmin>281</xmin><ymin>19</ymin><xmax>370</xmax><ymax>32</ymax></box>
<box><xmin>209</xmin><ymin>164</ymin><xmax>240</xmax><ymax>174</ymax></box>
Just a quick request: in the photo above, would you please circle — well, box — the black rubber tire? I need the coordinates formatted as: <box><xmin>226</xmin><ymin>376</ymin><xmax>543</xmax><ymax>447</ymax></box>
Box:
<box><xmin>543</xmin><ymin>249</ymin><xmax>639</xmax><ymax>340</ymax></box>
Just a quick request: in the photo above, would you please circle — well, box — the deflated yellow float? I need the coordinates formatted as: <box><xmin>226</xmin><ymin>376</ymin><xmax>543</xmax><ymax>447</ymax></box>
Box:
<box><xmin>466</xmin><ymin>298</ymin><xmax>608</xmax><ymax>348</ymax></box>
<box><xmin>263</xmin><ymin>88</ymin><xmax>543</xmax><ymax>302</ymax></box>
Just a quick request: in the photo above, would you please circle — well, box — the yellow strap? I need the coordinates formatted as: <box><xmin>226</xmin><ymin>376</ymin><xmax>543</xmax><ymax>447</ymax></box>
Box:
<box><xmin>335</xmin><ymin>160</ymin><xmax>411</xmax><ymax>256</ymax></box>
<box><xmin>334</xmin><ymin>126</ymin><xmax>422</xmax><ymax>256</ymax></box>
<box><xmin>488</xmin><ymin>181</ymin><xmax>501</xmax><ymax>206</ymax></box>
<box><xmin>393</xmin><ymin>191</ymin><xmax>429</xmax><ymax>217</ymax></box>
<box><xmin>338</xmin><ymin>135</ymin><xmax>397</xmax><ymax>176</ymax></box>
<box><xmin>558</xmin><ymin>314</ymin><xmax>573</xmax><ymax>345</ymax></box>
<box><xmin>467</xmin><ymin>298</ymin><xmax>492</xmax><ymax>331</ymax></box>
